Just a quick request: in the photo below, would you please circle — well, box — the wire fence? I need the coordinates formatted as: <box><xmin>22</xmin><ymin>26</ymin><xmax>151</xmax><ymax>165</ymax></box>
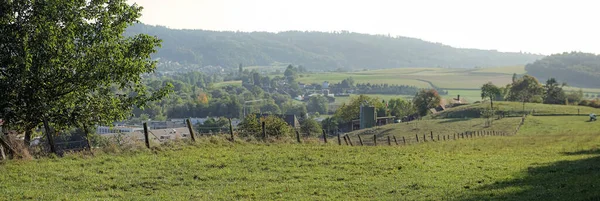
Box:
<box><xmin>0</xmin><ymin>115</ymin><xmax>528</xmax><ymax>159</ymax></box>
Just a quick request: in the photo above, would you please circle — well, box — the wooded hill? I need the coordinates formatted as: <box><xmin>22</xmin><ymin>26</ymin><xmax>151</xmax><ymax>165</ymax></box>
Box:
<box><xmin>126</xmin><ymin>24</ymin><xmax>542</xmax><ymax>70</ymax></box>
<box><xmin>525</xmin><ymin>52</ymin><xmax>600</xmax><ymax>88</ymax></box>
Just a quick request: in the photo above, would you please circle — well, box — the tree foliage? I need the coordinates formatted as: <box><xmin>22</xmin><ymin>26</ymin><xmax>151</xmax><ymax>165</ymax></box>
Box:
<box><xmin>300</xmin><ymin>118</ymin><xmax>322</xmax><ymax>137</ymax></box>
<box><xmin>481</xmin><ymin>82</ymin><xmax>501</xmax><ymax>109</ymax></box>
<box><xmin>412</xmin><ymin>89</ymin><xmax>442</xmax><ymax>116</ymax></box>
<box><xmin>307</xmin><ymin>96</ymin><xmax>328</xmax><ymax>114</ymax></box>
<box><xmin>506</xmin><ymin>75</ymin><xmax>544</xmax><ymax>110</ymax></box>
<box><xmin>543</xmin><ymin>78</ymin><xmax>567</xmax><ymax>105</ymax></box>
<box><xmin>0</xmin><ymin>0</ymin><xmax>169</xmax><ymax>146</ymax></box>
<box><xmin>334</xmin><ymin>95</ymin><xmax>385</xmax><ymax>122</ymax></box>
<box><xmin>127</xmin><ymin>24</ymin><xmax>542</xmax><ymax>71</ymax></box>
<box><xmin>525</xmin><ymin>52</ymin><xmax>600</xmax><ymax>88</ymax></box>
<box><xmin>387</xmin><ymin>98</ymin><xmax>416</xmax><ymax>118</ymax></box>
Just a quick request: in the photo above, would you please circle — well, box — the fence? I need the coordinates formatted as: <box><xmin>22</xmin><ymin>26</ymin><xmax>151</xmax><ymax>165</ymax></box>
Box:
<box><xmin>0</xmin><ymin>115</ymin><xmax>528</xmax><ymax>159</ymax></box>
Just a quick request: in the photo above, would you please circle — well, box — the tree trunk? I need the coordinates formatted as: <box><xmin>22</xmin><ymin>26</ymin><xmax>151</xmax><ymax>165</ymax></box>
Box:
<box><xmin>83</xmin><ymin>124</ymin><xmax>92</xmax><ymax>153</ymax></box>
<box><xmin>42</xmin><ymin>118</ymin><xmax>57</xmax><ymax>155</ymax></box>
<box><xmin>490</xmin><ymin>98</ymin><xmax>494</xmax><ymax>109</ymax></box>
<box><xmin>24</xmin><ymin>128</ymin><xmax>32</xmax><ymax>147</ymax></box>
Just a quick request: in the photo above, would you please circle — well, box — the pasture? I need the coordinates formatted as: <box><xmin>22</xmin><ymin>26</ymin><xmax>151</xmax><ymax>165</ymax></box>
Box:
<box><xmin>2</xmin><ymin>116</ymin><xmax>600</xmax><ymax>200</ymax></box>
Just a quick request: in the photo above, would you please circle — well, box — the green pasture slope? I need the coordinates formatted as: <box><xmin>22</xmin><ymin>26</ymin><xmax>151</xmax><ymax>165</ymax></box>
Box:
<box><xmin>2</xmin><ymin>111</ymin><xmax>600</xmax><ymax>200</ymax></box>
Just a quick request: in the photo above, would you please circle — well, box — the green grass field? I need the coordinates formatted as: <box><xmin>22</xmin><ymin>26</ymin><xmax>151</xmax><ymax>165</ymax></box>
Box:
<box><xmin>436</xmin><ymin>101</ymin><xmax>600</xmax><ymax>119</ymax></box>
<box><xmin>2</xmin><ymin>115</ymin><xmax>600</xmax><ymax>200</ymax></box>
<box><xmin>296</xmin><ymin>67</ymin><xmax>517</xmax><ymax>89</ymax></box>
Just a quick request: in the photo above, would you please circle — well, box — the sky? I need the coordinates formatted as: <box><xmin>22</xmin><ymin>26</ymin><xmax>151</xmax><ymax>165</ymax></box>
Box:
<box><xmin>127</xmin><ymin>0</ymin><xmax>600</xmax><ymax>55</ymax></box>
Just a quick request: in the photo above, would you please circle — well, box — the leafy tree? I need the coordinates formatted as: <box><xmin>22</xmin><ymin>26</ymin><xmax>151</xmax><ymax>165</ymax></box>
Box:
<box><xmin>412</xmin><ymin>89</ymin><xmax>442</xmax><ymax>116</ymax></box>
<box><xmin>0</xmin><ymin>0</ymin><xmax>168</xmax><ymax>148</ymax></box>
<box><xmin>388</xmin><ymin>98</ymin><xmax>416</xmax><ymax>118</ymax></box>
<box><xmin>300</xmin><ymin>118</ymin><xmax>322</xmax><ymax>137</ymax></box>
<box><xmin>321</xmin><ymin>116</ymin><xmax>340</xmax><ymax>134</ymax></box>
<box><xmin>197</xmin><ymin>117</ymin><xmax>228</xmax><ymax>133</ymax></box>
<box><xmin>334</xmin><ymin>95</ymin><xmax>385</xmax><ymax>122</ymax></box>
<box><xmin>508</xmin><ymin>75</ymin><xmax>544</xmax><ymax>111</ymax></box>
<box><xmin>340</xmin><ymin>77</ymin><xmax>355</xmax><ymax>89</ymax></box>
<box><xmin>284</xmin><ymin>65</ymin><xmax>297</xmax><ymax>81</ymax></box>
<box><xmin>307</xmin><ymin>96</ymin><xmax>328</xmax><ymax>114</ymax></box>
<box><xmin>543</xmin><ymin>78</ymin><xmax>567</xmax><ymax>105</ymax></box>
<box><xmin>262</xmin><ymin>116</ymin><xmax>293</xmax><ymax>138</ymax></box>
<box><xmin>566</xmin><ymin>89</ymin><xmax>584</xmax><ymax>105</ymax></box>
<box><xmin>238</xmin><ymin>115</ymin><xmax>261</xmax><ymax>137</ymax></box>
<box><xmin>260</xmin><ymin>102</ymin><xmax>281</xmax><ymax>114</ymax></box>
<box><xmin>481</xmin><ymin>82</ymin><xmax>502</xmax><ymax>109</ymax></box>
<box><xmin>282</xmin><ymin>101</ymin><xmax>307</xmax><ymax>118</ymax></box>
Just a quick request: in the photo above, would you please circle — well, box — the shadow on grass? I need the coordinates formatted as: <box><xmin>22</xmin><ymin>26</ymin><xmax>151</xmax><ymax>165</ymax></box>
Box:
<box><xmin>458</xmin><ymin>149</ymin><xmax>600</xmax><ymax>201</ymax></box>
<box><xmin>438</xmin><ymin>118</ymin><xmax>471</xmax><ymax>124</ymax></box>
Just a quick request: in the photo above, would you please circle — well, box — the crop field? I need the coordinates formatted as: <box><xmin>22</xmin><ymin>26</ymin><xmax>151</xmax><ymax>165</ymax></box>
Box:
<box><xmin>296</xmin><ymin>67</ymin><xmax>517</xmax><ymax>89</ymax></box>
<box><xmin>2</xmin><ymin>115</ymin><xmax>600</xmax><ymax>200</ymax></box>
<box><xmin>212</xmin><ymin>80</ymin><xmax>242</xmax><ymax>88</ymax></box>
<box><xmin>471</xmin><ymin>66</ymin><xmax>526</xmax><ymax>74</ymax></box>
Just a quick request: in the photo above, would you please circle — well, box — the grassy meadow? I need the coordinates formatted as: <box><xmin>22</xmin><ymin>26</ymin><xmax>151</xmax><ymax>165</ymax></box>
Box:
<box><xmin>2</xmin><ymin>115</ymin><xmax>600</xmax><ymax>200</ymax></box>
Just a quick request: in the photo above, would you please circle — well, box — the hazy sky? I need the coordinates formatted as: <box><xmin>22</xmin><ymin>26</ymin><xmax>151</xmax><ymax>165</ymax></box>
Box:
<box><xmin>128</xmin><ymin>0</ymin><xmax>600</xmax><ymax>55</ymax></box>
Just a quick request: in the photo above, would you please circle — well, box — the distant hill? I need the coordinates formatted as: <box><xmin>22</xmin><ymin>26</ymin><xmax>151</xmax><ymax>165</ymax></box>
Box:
<box><xmin>127</xmin><ymin>24</ymin><xmax>542</xmax><ymax>71</ymax></box>
<box><xmin>525</xmin><ymin>52</ymin><xmax>600</xmax><ymax>88</ymax></box>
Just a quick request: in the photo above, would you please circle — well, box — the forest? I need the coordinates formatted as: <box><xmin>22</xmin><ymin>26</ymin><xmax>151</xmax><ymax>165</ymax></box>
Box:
<box><xmin>126</xmin><ymin>24</ymin><xmax>542</xmax><ymax>71</ymax></box>
<box><xmin>525</xmin><ymin>52</ymin><xmax>600</xmax><ymax>88</ymax></box>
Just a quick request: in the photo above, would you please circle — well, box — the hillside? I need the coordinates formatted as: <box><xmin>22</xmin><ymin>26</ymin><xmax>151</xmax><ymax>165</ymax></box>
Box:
<box><xmin>126</xmin><ymin>24</ymin><xmax>542</xmax><ymax>71</ymax></box>
<box><xmin>525</xmin><ymin>52</ymin><xmax>600</xmax><ymax>88</ymax></box>
<box><xmin>3</xmin><ymin>115</ymin><xmax>600</xmax><ymax>200</ymax></box>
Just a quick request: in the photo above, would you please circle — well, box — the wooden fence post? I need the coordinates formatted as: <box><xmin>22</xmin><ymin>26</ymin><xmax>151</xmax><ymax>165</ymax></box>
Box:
<box><xmin>423</xmin><ymin>134</ymin><xmax>426</xmax><ymax>142</ymax></box>
<box><xmin>0</xmin><ymin>145</ymin><xmax>5</xmax><ymax>160</ymax></box>
<box><xmin>402</xmin><ymin>136</ymin><xmax>406</xmax><ymax>145</ymax></box>
<box><xmin>443</xmin><ymin>135</ymin><xmax>446</xmax><ymax>141</ymax></box>
<box><xmin>295</xmin><ymin>130</ymin><xmax>301</xmax><ymax>143</ymax></box>
<box><xmin>0</xmin><ymin>137</ymin><xmax>17</xmax><ymax>158</ymax></box>
<box><xmin>322</xmin><ymin>130</ymin><xmax>328</xmax><ymax>144</ymax></box>
<box><xmin>387</xmin><ymin>136</ymin><xmax>391</xmax><ymax>146</ymax></box>
<box><xmin>228</xmin><ymin>118</ymin><xmax>234</xmax><ymax>142</ymax></box>
<box><xmin>343</xmin><ymin>135</ymin><xmax>349</xmax><ymax>145</ymax></box>
<box><xmin>358</xmin><ymin>135</ymin><xmax>364</xmax><ymax>146</ymax></box>
<box><xmin>430</xmin><ymin>131</ymin><xmax>434</xmax><ymax>141</ymax></box>
<box><xmin>393</xmin><ymin>136</ymin><xmax>399</xmax><ymax>145</ymax></box>
<box><xmin>143</xmin><ymin>122</ymin><xmax>150</xmax><ymax>149</ymax></box>
<box><xmin>347</xmin><ymin>135</ymin><xmax>354</xmax><ymax>146</ymax></box>
<box><xmin>437</xmin><ymin>135</ymin><xmax>440</xmax><ymax>141</ymax></box>
<box><xmin>415</xmin><ymin>134</ymin><xmax>419</xmax><ymax>143</ymax></box>
<box><xmin>373</xmin><ymin>135</ymin><xmax>377</xmax><ymax>146</ymax></box>
<box><xmin>186</xmin><ymin>119</ymin><xmax>197</xmax><ymax>142</ymax></box>
<box><xmin>337</xmin><ymin>132</ymin><xmax>342</xmax><ymax>145</ymax></box>
<box><xmin>262</xmin><ymin>122</ymin><xmax>267</xmax><ymax>140</ymax></box>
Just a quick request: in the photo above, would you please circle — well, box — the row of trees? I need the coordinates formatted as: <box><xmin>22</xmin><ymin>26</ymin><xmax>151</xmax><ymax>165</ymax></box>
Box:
<box><xmin>126</xmin><ymin>24</ymin><xmax>542</xmax><ymax>71</ymax></box>
<box><xmin>480</xmin><ymin>75</ymin><xmax>584</xmax><ymax>110</ymax></box>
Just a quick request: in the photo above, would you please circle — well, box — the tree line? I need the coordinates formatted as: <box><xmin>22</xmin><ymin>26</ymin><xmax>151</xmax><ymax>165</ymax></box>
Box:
<box><xmin>127</xmin><ymin>24</ymin><xmax>542</xmax><ymax>71</ymax></box>
<box><xmin>525</xmin><ymin>52</ymin><xmax>600</xmax><ymax>88</ymax></box>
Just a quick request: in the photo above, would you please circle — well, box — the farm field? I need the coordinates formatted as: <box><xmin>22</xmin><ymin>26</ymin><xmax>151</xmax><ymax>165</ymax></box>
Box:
<box><xmin>296</xmin><ymin>67</ymin><xmax>520</xmax><ymax>89</ymax></box>
<box><xmin>2</xmin><ymin>116</ymin><xmax>600</xmax><ymax>200</ymax></box>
